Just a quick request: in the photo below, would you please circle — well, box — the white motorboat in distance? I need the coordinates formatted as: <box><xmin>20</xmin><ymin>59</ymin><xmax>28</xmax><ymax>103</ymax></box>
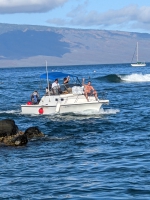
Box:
<box><xmin>21</xmin><ymin>72</ymin><xmax>109</xmax><ymax>115</ymax></box>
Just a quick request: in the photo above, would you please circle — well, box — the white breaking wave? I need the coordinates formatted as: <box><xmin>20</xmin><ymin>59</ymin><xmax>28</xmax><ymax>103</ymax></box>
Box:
<box><xmin>99</xmin><ymin>108</ymin><xmax>120</xmax><ymax>114</ymax></box>
<box><xmin>120</xmin><ymin>73</ymin><xmax>150</xmax><ymax>82</ymax></box>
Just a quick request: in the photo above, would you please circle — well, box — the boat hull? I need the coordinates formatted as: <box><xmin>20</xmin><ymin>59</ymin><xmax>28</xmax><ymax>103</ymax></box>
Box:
<box><xmin>21</xmin><ymin>94</ymin><xmax>109</xmax><ymax>115</ymax></box>
<box><xmin>131</xmin><ymin>63</ymin><xmax>146</xmax><ymax>67</ymax></box>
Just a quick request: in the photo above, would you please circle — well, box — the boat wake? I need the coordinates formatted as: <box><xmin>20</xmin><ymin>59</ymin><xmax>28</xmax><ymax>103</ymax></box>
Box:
<box><xmin>99</xmin><ymin>108</ymin><xmax>120</xmax><ymax>114</ymax></box>
<box><xmin>2</xmin><ymin>108</ymin><xmax>119</xmax><ymax>119</ymax></box>
<box><xmin>0</xmin><ymin>109</ymin><xmax>20</xmax><ymax>114</ymax></box>
<box><xmin>63</xmin><ymin>108</ymin><xmax>119</xmax><ymax>118</ymax></box>
<box><xmin>74</xmin><ymin>108</ymin><xmax>120</xmax><ymax>115</ymax></box>
<box><xmin>44</xmin><ymin>108</ymin><xmax>120</xmax><ymax>121</ymax></box>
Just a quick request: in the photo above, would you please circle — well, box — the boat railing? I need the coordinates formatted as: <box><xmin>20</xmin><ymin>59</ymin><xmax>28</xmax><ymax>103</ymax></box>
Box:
<box><xmin>98</xmin><ymin>92</ymin><xmax>107</xmax><ymax>100</ymax></box>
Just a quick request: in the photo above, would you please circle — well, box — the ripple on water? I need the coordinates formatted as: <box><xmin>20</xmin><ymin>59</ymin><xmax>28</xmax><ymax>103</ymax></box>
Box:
<box><xmin>1</xmin><ymin>65</ymin><xmax>150</xmax><ymax>199</ymax></box>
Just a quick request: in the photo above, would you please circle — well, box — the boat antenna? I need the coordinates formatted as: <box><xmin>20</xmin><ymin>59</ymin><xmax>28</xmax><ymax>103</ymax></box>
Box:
<box><xmin>46</xmin><ymin>60</ymin><xmax>49</xmax><ymax>91</ymax></box>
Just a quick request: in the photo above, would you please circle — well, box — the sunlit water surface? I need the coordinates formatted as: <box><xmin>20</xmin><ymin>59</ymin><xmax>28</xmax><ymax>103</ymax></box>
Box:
<box><xmin>0</xmin><ymin>64</ymin><xmax>150</xmax><ymax>199</ymax></box>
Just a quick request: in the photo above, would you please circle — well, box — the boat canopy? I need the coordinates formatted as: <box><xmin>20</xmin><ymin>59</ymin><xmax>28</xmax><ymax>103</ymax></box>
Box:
<box><xmin>40</xmin><ymin>72</ymin><xmax>77</xmax><ymax>80</ymax></box>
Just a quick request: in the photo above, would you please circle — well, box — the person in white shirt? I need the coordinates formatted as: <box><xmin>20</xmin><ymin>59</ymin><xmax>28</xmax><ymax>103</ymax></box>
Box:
<box><xmin>52</xmin><ymin>79</ymin><xmax>61</xmax><ymax>94</ymax></box>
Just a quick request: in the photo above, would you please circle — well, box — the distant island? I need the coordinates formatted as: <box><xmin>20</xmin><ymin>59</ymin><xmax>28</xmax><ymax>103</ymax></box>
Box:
<box><xmin>0</xmin><ymin>23</ymin><xmax>149</xmax><ymax>67</ymax></box>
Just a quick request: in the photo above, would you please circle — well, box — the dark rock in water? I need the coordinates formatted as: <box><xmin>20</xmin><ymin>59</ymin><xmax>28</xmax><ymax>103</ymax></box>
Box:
<box><xmin>0</xmin><ymin>119</ymin><xmax>18</xmax><ymax>137</ymax></box>
<box><xmin>0</xmin><ymin>119</ymin><xmax>44</xmax><ymax>146</ymax></box>
<box><xmin>24</xmin><ymin>127</ymin><xmax>44</xmax><ymax>139</ymax></box>
<box><xmin>12</xmin><ymin>134</ymin><xmax>28</xmax><ymax>146</ymax></box>
<box><xmin>3</xmin><ymin>132</ymin><xmax>28</xmax><ymax>146</ymax></box>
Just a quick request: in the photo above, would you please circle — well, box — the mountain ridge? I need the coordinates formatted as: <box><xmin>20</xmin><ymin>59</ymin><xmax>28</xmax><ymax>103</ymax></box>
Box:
<box><xmin>0</xmin><ymin>23</ymin><xmax>149</xmax><ymax>67</ymax></box>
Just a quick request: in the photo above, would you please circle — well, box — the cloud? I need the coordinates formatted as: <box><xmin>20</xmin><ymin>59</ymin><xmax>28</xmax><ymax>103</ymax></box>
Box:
<box><xmin>47</xmin><ymin>0</ymin><xmax>89</xmax><ymax>26</ymax></box>
<box><xmin>0</xmin><ymin>0</ymin><xmax>68</xmax><ymax>14</ymax></box>
<box><xmin>47</xmin><ymin>4</ymin><xmax>150</xmax><ymax>32</ymax></box>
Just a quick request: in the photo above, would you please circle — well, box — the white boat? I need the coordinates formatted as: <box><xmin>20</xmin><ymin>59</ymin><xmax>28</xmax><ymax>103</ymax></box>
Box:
<box><xmin>131</xmin><ymin>42</ymin><xmax>146</xmax><ymax>67</ymax></box>
<box><xmin>21</xmin><ymin>72</ymin><xmax>109</xmax><ymax>115</ymax></box>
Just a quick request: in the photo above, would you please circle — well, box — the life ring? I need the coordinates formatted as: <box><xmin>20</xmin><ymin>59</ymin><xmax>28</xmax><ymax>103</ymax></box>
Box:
<box><xmin>39</xmin><ymin>108</ymin><xmax>44</xmax><ymax>114</ymax></box>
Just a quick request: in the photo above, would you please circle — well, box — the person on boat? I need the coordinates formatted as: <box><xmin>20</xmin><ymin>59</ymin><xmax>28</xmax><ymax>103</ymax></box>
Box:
<box><xmin>63</xmin><ymin>76</ymin><xmax>72</xmax><ymax>93</ymax></box>
<box><xmin>82</xmin><ymin>78</ymin><xmax>98</xmax><ymax>101</ymax></box>
<box><xmin>45</xmin><ymin>82</ymin><xmax>52</xmax><ymax>95</ymax></box>
<box><xmin>45</xmin><ymin>87</ymin><xmax>50</xmax><ymax>95</ymax></box>
<box><xmin>63</xmin><ymin>76</ymin><xmax>70</xmax><ymax>84</ymax></box>
<box><xmin>52</xmin><ymin>79</ymin><xmax>61</xmax><ymax>95</ymax></box>
<box><xmin>31</xmin><ymin>91</ymin><xmax>40</xmax><ymax>104</ymax></box>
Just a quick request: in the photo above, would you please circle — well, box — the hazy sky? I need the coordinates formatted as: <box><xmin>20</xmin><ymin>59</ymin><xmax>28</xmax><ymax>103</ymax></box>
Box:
<box><xmin>0</xmin><ymin>0</ymin><xmax>150</xmax><ymax>33</ymax></box>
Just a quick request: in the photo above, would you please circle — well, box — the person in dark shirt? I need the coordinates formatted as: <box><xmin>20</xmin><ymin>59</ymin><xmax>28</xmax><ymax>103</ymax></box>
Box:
<box><xmin>63</xmin><ymin>76</ymin><xmax>70</xmax><ymax>84</ymax></box>
<box><xmin>31</xmin><ymin>91</ymin><xmax>40</xmax><ymax>104</ymax></box>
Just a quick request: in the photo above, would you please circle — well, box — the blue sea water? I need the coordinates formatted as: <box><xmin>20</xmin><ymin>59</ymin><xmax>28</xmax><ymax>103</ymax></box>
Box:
<box><xmin>0</xmin><ymin>63</ymin><xmax>150</xmax><ymax>199</ymax></box>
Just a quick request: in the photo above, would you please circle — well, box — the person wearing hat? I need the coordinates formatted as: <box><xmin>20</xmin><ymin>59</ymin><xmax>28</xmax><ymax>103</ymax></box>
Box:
<box><xmin>52</xmin><ymin>79</ymin><xmax>61</xmax><ymax>95</ymax></box>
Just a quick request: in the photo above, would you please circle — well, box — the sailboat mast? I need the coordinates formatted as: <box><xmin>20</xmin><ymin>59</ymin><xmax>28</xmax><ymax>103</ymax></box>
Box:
<box><xmin>137</xmin><ymin>42</ymin><xmax>138</xmax><ymax>62</ymax></box>
<box><xmin>131</xmin><ymin>41</ymin><xmax>146</xmax><ymax>66</ymax></box>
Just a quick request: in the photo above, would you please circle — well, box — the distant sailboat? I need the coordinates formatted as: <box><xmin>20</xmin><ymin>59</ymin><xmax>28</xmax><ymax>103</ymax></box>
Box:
<box><xmin>131</xmin><ymin>42</ymin><xmax>146</xmax><ymax>67</ymax></box>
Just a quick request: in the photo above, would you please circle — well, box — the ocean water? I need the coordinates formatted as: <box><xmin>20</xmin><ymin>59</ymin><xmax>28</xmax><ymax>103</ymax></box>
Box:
<box><xmin>0</xmin><ymin>64</ymin><xmax>150</xmax><ymax>199</ymax></box>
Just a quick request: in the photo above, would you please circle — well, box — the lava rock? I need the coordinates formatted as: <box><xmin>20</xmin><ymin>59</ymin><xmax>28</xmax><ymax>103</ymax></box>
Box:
<box><xmin>12</xmin><ymin>134</ymin><xmax>28</xmax><ymax>146</ymax></box>
<box><xmin>0</xmin><ymin>119</ymin><xmax>44</xmax><ymax>146</ymax></box>
<box><xmin>24</xmin><ymin>127</ymin><xmax>44</xmax><ymax>139</ymax></box>
<box><xmin>0</xmin><ymin>119</ymin><xmax>18</xmax><ymax>137</ymax></box>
